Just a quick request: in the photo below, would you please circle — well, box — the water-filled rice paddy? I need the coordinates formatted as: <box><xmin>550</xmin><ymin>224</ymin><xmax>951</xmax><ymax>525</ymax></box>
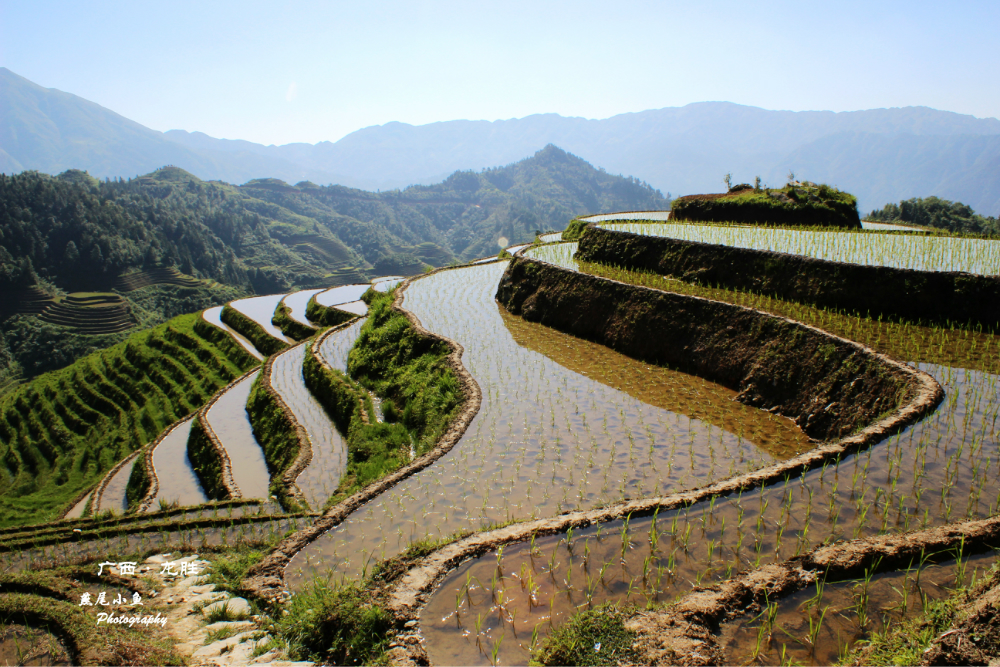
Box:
<box><xmin>64</xmin><ymin>491</ymin><xmax>92</xmax><ymax>519</ymax></box>
<box><xmin>335</xmin><ymin>300</ymin><xmax>368</xmax><ymax>316</ymax></box>
<box><xmin>414</xmin><ymin>243</ymin><xmax>1000</xmax><ymax>664</ymax></box>
<box><xmin>270</xmin><ymin>344</ymin><xmax>349</xmax><ymax>509</ymax></box>
<box><xmin>538</xmin><ymin>232</ymin><xmax>563</xmax><ymax>243</ymax></box>
<box><xmin>286</xmin><ymin>262</ymin><xmax>809</xmax><ymax>587</ymax></box>
<box><xmin>149</xmin><ymin>418</ymin><xmax>207</xmax><ymax>509</ymax></box>
<box><xmin>420</xmin><ymin>357</ymin><xmax>1000</xmax><ymax>664</ymax></box>
<box><xmin>315</xmin><ymin>284</ymin><xmax>370</xmax><ymax>307</ymax></box>
<box><xmin>282</xmin><ymin>288</ymin><xmax>323</xmax><ymax>326</ymax></box>
<box><xmin>600</xmin><ymin>222</ymin><xmax>1000</xmax><ymax>275</ymax></box>
<box><xmin>95</xmin><ymin>459</ymin><xmax>136</xmax><ymax>513</ymax></box>
<box><xmin>202</xmin><ymin>306</ymin><xmax>264</xmax><ymax>360</ymax></box>
<box><xmin>372</xmin><ymin>276</ymin><xmax>405</xmax><ymax>292</ymax></box>
<box><xmin>229</xmin><ymin>295</ymin><xmax>294</xmax><ymax>344</ymax></box>
<box><xmin>581</xmin><ymin>211</ymin><xmax>671</xmax><ymax>222</ymax></box>
<box><xmin>203</xmin><ymin>372</ymin><xmax>271</xmax><ymax>499</ymax></box>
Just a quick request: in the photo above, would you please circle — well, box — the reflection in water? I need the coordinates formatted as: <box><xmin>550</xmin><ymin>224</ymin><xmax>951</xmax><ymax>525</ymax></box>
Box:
<box><xmin>421</xmin><ymin>361</ymin><xmax>1000</xmax><ymax>665</ymax></box>
<box><xmin>96</xmin><ymin>459</ymin><xmax>135</xmax><ymax>513</ymax></box>
<box><xmin>271</xmin><ymin>344</ymin><xmax>348</xmax><ymax>509</ymax></box>
<box><xmin>202</xmin><ymin>306</ymin><xmax>263</xmax><ymax>360</ymax></box>
<box><xmin>335</xmin><ymin>300</ymin><xmax>368</xmax><ymax>316</ymax></box>
<box><xmin>150</xmin><ymin>418</ymin><xmax>207</xmax><ymax>509</ymax></box>
<box><xmin>316</xmin><ymin>284</ymin><xmax>370</xmax><ymax>308</ymax></box>
<box><xmin>203</xmin><ymin>372</ymin><xmax>271</xmax><ymax>499</ymax></box>
<box><xmin>230</xmin><ymin>295</ymin><xmax>294</xmax><ymax>344</ymax></box>
<box><xmin>500</xmin><ymin>309</ymin><xmax>810</xmax><ymax>460</ymax></box>
<box><xmin>282</xmin><ymin>289</ymin><xmax>323</xmax><ymax>327</ymax></box>
<box><xmin>65</xmin><ymin>491</ymin><xmax>92</xmax><ymax>519</ymax></box>
<box><xmin>287</xmin><ymin>262</ymin><xmax>801</xmax><ymax>588</ymax></box>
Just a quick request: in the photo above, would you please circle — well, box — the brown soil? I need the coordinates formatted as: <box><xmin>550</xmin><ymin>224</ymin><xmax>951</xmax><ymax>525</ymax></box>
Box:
<box><xmin>497</xmin><ymin>256</ymin><xmax>935</xmax><ymax>442</ymax></box>
<box><xmin>623</xmin><ymin>514</ymin><xmax>1000</xmax><ymax>666</ymax></box>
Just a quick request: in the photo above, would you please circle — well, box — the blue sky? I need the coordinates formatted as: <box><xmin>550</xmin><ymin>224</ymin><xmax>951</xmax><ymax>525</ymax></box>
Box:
<box><xmin>2</xmin><ymin>0</ymin><xmax>997</xmax><ymax>145</ymax></box>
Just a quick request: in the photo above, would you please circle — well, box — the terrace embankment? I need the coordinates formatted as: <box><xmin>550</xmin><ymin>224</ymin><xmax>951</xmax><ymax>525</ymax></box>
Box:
<box><xmin>576</xmin><ymin>224</ymin><xmax>1000</xmax><ymax>328</ymax></box>
<box><xmin>613</xmin><ymin>513</ymin><xmax>1000</xmax><ymax>666</ymax></box>
<box><xmin>497</xmin><ymin>255</ymin><xmax>926</xmax><ymax>442</ymax></box>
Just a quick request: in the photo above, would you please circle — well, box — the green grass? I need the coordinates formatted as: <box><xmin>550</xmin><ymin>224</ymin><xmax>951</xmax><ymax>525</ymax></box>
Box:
<box><xmin>348</xmin><ymin>290</ymin><xmax>462</xmax><ymax>455</ymax></box>
<box><xmin>562</xmin><ymin>218</ymin><xmax>590</xmax><ymax>241</ymax></box>
<box><xmin>671</xmin><ymin>182</ymin><xmax>860</xmax><ymax>228</ymax></box>
<box><xmin>0</xmin><ymin>312</ymin><xmax>257</xmax><ymax>528</ymax></box>
<box><xmin>271</xmin><ymin>301</ymin><xmax>316</xmax><ymax>341</ymax></box>
<box><xmin>245</xmin><ymin>374</ymin><xmax>306</xmax><ymax>512</ymax></box>
<box><xmin>186</xmin><ymin>417</ymin><xmax>229</xmax><ymax>501</ymax></box>
<box><xmin>530</xmin><ymin>603</ymin><xmax>638</xmax><ymax>666</ymax></box>
<box><xmin>220</xmin><ymin>304</ymin><xmax>289</xmax><ymax>357</ymax></box>
<box><xmin>305</xmin><ymin>295</ymin><xmax>358</xmax><ymax>328</ymax></box>
<box><xmin>304</xmin><ymin>289</ymin><xmax>463</xmax><ymax>507</ymax></box>
<box><xmin>272</xmin><ymin>578</ymin><xmax>393</xmax><ymax>665</ymax></box>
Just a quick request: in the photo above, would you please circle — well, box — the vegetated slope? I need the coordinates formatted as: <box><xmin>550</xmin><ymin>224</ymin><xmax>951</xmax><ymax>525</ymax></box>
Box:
<box><xmin>5</xmin><ymin>65</ymin><xmax>1000</xmax><ymax>214</ymax></box>
<box><xmin>868</xmin><ymin>195</ymin><xmax>999</xmax><ymax>235</ymax></box>
<box><xmin>245</xmin><ymin>145</ymin><xmax>669</xmax><ymax>262</ymax></box>
<box><xmin>671</xmin><ymin>181</ymin><xmax>860</xmax><ymax>229</ymax></box>
<box><xmin>0</xmin><ymin>311</ymin><xmax>257</xmax><ymax>528</ymax></box>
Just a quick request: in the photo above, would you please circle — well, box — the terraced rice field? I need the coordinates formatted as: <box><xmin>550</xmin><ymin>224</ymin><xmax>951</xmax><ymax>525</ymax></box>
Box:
<box><xmin>202</xmin><ymin>372</ymin><xmax>271</xmax><ymax>499</ymax></box>
<box><xmin>402</xmin><ymin>242</ymin><xmax>1000</xmax><ymax>665</ymax></box>
<box><xmin>149</xmin><ymin>418</ymin><xmax>207</xmax><ymax>509</ymax></box>
<box><xmin>601</xmin><ymin>222</ymin><xmax>1000</xmax><ymax>274</ymax></box>
<box><xmin>286</xmin><ymin>261</ymin><xmax>809</xmax><ymax>587</ymax></box>
<box><xmin>38</xmin><ymin>293</ymin><xmax>134</xmax><ymax>334</ymax></box>
<box><xmin>229</xmin><ymin>294</ymin><xmax>295</xmax><ymax>344</ymax></box>
<box><xmin>202</xmin><ymin>306</ymin><xmax>263</xmax><ymax>360</ymax></box>
<box><xmin>93</xmin><ymin>458</ymin><xmax>136</xmax><ymax>513</ymax></box>
<box><xmin>282</xmin><ymin>288</ymin><xmax>323</xmax><ymax>327</ymax></box>
<box><xmin>315</xmin><ymin>284</ymin><xmax>370</xmax><ymax>307</ymax></box>
<box><xmin>269</xmin><ymin>343</ymin><xmax>349</xmax><ymax>509</ymax></box>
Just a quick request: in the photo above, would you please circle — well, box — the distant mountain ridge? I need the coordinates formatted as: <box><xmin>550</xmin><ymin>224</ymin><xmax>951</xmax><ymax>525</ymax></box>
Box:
<box><xmin>3</xmin><ymin>67</ymin><xmax>1000</xmax><ymax>214</ymax></box>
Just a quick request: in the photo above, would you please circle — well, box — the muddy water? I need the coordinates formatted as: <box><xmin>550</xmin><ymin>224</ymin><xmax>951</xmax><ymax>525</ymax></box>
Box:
<box><xmin>720</xmin><ymin>551</ymin><xmax>997</xmax><ymax>665</ymax></box>
<box><xmin>149</xmin><ymin>418</ymin><xmax>207</xmax><ymax>509</ymax></box>
<box><xmin>286</xmin><ymin>262</ymin><xmax>807</xmax><ymax>588</ymax></box>
<box><xmin>282</xmin><ymin>289</ymin><xmax>323</xmax><ymax>327</ymax></box>
<box><xmin>270</xmin><ymin>344</ymin><xmax>347</xmax><ymax>510</ymax></box>
<box><xmin>229</xmin><ymin>295</ymin><xmax>294</xmax><ymax>344</ymax></box>
<box><xmin>600</xmin><ymin>222</ymin><xmax>1000</xmax><ymax>275</ymax></box>
<box><xmin>0</xmin><ymin>623</ymin><xmax>72</xmax><ymax>666</ymax></box>
<box><xmin>420</xmin><ymin>360</ymin><xmax>1000</xmax><ymax>665</ymax></box>
<box><xmin>315</xmin><ymin>284</ymin><xmax>370</xmax><ymax>308</ymax></box>
<box><xmin>65</xmin><ymin>490</ymin><xmax>92</xmax><ymax>519</ymax></box>
<box><xmin>96</xmin><ymin>459</ymin><xmax>136</xmax><ymax>513</ymax></box>
<box><xmin>202</xmin><ymin>372</ymin><xmax>271</xmax><ymax>499</ymax></box>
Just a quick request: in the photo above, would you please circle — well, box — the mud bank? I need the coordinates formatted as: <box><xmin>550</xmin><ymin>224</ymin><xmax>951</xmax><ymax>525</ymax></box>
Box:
<box><xmin>576</xmin><ymin>224</ymin><xmax>1000</xmax><ymax>327</ymax></box>
<box><xmin>498</xmin><ymin>255</ymin><xmax>927</xmax><ymax>441</ymax></box>
<box><xmin>241</xmin><ymin>266</ymin><xmax>483</xmax><ymax>603</ymax></box>
<box><xmin>621</xmin><ymin>514</ymin><xmax>1000</xmax><ymax>666</ymax></box>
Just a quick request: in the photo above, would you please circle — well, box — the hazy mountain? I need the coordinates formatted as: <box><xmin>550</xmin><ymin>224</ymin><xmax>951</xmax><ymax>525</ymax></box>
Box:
<box><xmin>3</xmin><ymin>67</ymin><xmax>1000</xmax><ymax>214</ymax></box>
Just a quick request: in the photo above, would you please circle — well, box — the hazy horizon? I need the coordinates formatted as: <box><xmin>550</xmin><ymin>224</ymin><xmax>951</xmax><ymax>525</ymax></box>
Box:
<box><xmin>2</xmin><ymin>0</ymin><xmax>997</xmax><ymax>146</ymax></box>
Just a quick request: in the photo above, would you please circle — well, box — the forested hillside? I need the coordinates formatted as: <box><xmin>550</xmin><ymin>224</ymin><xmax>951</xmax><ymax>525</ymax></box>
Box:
<box><xmin>868</xmin><ymin>196</ymin><xmax>999</xmax><ymax>235</ymax></box>
<box><xmin>0</xmin><ymin>145</ymin><xmax>666</xmax><ymax>390</ymax></box>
